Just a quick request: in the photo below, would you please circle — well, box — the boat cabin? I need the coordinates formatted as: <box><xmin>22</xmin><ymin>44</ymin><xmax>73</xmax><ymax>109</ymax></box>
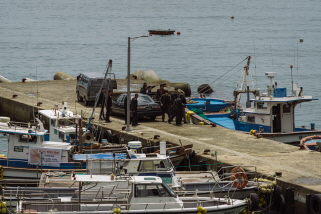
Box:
<box><xmin>38</xmin><ymin>103</ymin><xmax>82</xmax><ymax>143</ymax></box>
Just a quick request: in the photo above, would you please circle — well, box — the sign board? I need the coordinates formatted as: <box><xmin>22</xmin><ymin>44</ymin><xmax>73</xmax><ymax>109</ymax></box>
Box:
<box><xmin>28</xmin><ymin>147</ymin><xmax>62</xmax><ymax>167</ymax></box>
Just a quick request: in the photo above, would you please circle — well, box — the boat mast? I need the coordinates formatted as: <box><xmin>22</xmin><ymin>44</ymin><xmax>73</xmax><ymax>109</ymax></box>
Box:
<box><xmin>86</xmin><ymin>60</ymin><xmax>113</xmax><ymax>131</ymax></box>
<box><xmin>237</xmin><ymin>56</ymin><xmax>253</xmax><ymax>104</ymax></box>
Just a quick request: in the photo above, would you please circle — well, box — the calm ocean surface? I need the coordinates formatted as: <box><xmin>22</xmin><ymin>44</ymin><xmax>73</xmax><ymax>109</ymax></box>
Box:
<box><xmin>1</xmin><ymin>0</ymin><xmax>321</xmax><ymax>150</ymax></box>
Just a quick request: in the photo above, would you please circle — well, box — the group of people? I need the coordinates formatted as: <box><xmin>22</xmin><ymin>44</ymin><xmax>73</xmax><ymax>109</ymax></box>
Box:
<box><xmin>98</xmin><ymin>83</ymin><xmax>187</xmax><ymax>127</ymax></box>
<box><xmin>98</xmin><ymin>88</ymin><xmax>113</xmax><ymax>123</ymax></box>
<box><xmin>160</xmin><ymin>87</ymin><xmax>187</xmax><ymax>126</ymax></box>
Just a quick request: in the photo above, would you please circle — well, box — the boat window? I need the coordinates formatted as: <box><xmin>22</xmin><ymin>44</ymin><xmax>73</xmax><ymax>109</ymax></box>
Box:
<box><xmin>157</xmin><ymin>184</ymin><xmax>170</xmax><ymax>197</ymax></box>
<box><xmin>51</xmin><ymin>119</ymin><xmax>56</xmax><ymax>127</ymax></box>
<box><xmin>135</xmin><ymin>184</ymin><xmax>159</xmax><ymax>197</ymax></box>
<box><xmin>19</xmin><ymin>135</ymin><xmax>37</xmax><ymax>143</ymax></box>
<box><xmin>139</xmin><ymin>160</ymin><xmax>155</xmax><ymax>171</ymax></box>
<box><xmin>283</xmin><ymin>104</ymin><xmax>291</xmax><ymax>113</ymax></box>
<box><xmin>135</xmin><ymin>184</ymin><xmax>175</xmax><ymax>197</ymax></box>
<box><xmin>247</xmin><ymin>115</ymin><xmax>255</xmax><ymax>123</ymax></box>
<box><xmin>257</xmin><ymin>102</ymin><xmax>267</xmax><ymax>109</ymax></box>
<box><xmin>161</xmin><ymin>182</ymin><xmax>177</xmax><ymax>197</ymax></box>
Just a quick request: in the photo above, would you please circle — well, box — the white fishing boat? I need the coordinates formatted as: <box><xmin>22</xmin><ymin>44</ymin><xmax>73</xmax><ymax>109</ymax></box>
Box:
<box><xmin>38</xmin><ymin>102</ymin><xmax>83</xmax><ymax>143</ymax></box>
<box><xmin>0</xmin><ymin>118</ymin><xmax>86</xmax><ymax>178</ymax></box>
<box><xmin>16</xmin><ymin>175</ymin><xmax>250</xmax><ymax>214</ymax></box>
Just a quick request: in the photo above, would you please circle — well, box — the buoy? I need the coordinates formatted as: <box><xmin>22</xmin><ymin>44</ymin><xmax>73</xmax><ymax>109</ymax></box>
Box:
<box><xmin>300</xmin><ymin>38</ymin><xmax>303</xmax><ymax>42</ymax></box>
<box><xmin>231</xmin><ymin>16</ymin><xmax>234</xmax><ymax>19</ymax></box>
<box><xmin>177</xmin><ymin>31</ymin><xmax>181</xmax><ymax>35</ymax></box>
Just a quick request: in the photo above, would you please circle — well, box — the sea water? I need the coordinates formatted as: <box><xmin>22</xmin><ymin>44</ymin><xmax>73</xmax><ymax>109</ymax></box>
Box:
<box><xmin>1</xmin><ymin>0</ymin><xmax>321</xmax><ymax>149</ymax></box>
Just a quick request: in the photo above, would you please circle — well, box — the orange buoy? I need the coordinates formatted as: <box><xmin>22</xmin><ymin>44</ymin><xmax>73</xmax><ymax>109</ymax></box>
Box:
<box><xmin>177</xmin><ymin>31</ymin><xmax>181</xmax><ymax>35</ymax></box>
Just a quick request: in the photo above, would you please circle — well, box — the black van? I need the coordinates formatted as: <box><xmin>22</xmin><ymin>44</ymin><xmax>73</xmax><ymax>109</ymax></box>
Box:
<box><xmin>76</xmin><ymin>73</ymin><xmax>117</xmax><ymax>106</ymax></box>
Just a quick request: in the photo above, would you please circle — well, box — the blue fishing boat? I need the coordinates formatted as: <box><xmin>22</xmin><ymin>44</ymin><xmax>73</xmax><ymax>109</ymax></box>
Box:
<box><xmin>188</xmin><ymin>56</ymin><xmax>321</xmax><ymax>144</ymax></box>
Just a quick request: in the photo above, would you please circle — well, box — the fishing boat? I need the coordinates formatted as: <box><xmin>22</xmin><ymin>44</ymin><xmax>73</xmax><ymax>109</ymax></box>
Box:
<box><xmin>15</xmin><ymin>175</ymin><xmax>250</xmax><ymax>214</ymax></box>
<box><xmin>148</xmin><ymin>29</ymin><xmax>175</xmax><ymax>35</ymax></box>
<box><xmin>188</xmin><ymin>56</ymin><xmax>320</xmax><ymax>144</ymax></box>
<box><xmin>0</xmin><ymin>118</ymin><xmax>86</xmax><ymax>178</ymax></box>
<box><xmin>38</xmin><ymin>102</ymin><xmax>83</xmax><ymax>143</ymax></box>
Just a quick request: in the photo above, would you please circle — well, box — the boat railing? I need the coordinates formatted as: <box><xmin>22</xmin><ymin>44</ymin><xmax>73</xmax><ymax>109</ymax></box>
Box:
<box><xmin>5</xmin><ymin>159</ymin><xmax>84</xmax><ymax>170</ymax></box>
<box><xmin>17</xmin><ymin>198</ymin><xmax>230</xmax><ymax>212</ymax></box>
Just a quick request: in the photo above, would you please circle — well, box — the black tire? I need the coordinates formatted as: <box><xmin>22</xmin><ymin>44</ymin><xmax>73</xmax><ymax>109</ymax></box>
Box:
<box><xmin>77</xmin><ymin>93</ymin><xmax>83</xmax><ymax>102</ymax></box>
<box><xmin>273</xmin><ymin>185</ymin><xmax>282</xmax><ymax>200</ymax></box>
<box><xmin>273</xmin><ymin>194</ymin><xmax>285</xmax><ymax>213</ymax></box>
<box><xmin>149</xmin><ymin>116</ymin><xmax>156</xmax><ymax>121</ymax></box>
<box><xmin>248</xmin><ymin>193</ymin><xmax>260</xmax><ymax>211</ymax></box>
<box><xmin>310</xmin><ymin>194</ymin><xmax>321</xmax><ymax>214</ymax></box>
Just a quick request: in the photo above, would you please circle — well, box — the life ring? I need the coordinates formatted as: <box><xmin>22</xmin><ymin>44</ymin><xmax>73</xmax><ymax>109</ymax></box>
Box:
<box><xmin>310</xmin><ymin>194</ymin><xmax>321</xmax><ymax>214</ymax></box>
<box><xmin>231</xmin><ymin>172</ymin><xmax>248</xmax><ymax>189</ymax></box>
<box><xmin>230</xmin><ymin>166</ymin><xmax>245</xmax><ymax>174</ymax></box>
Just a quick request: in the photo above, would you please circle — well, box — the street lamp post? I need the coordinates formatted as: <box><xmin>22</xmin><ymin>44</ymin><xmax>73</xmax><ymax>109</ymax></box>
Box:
<box><xmin>126</xmin><ymin>35</ymin><xmax>149</xmax><ymax>132</ymax></box>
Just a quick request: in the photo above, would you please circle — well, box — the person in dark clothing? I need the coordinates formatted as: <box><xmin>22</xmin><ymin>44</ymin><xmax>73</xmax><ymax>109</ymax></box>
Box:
<box><xmin>156</xmin><ymin>84</ymin><xmax>166</xmax><ymax>101</ymax></box>
<box><xmin>146</xmin><ymin>86</ymin><xmax>153</xmax><ymax>97</ymax></box>
<box><xmin>160</xmin><ymin>90</ymin><xmax>170</xmax><ymax>122</ymax></box>
<box><xmin>168</xmin><ymin>96</ymin><xmax>183</xmax><ymax>125</ymax></box>
<box><xmin>140</xmin><ymin>83</ymin><xmax>148</xmax><ymax>94</ymax></box>
<box><xmin>98</xmin><ymin>88</ymin><xmax>106</xmax><ymax>120</ymax></box>
<box><xmin>105</xmin><ymin>90</ymin><xmax>113</xmax><ymax>122</ymax></box>
<box><xmin>180</xmin><ymin>93</ymin><xmax>187</xmax><ymax>124</ymax></box>
<box><xmin>124</xmin><ymin>95</ymin><xmax>127</xmax><ymax>124</ymax></box>
<box><xmin>131</xmin><ymin>93</ymin><xmax>139</xmax><ymax>126</ymax></box>
<box><xmin>169</xmin><ymin>88</ymin><xmax>179</xmax><ymax>117</ymax></box>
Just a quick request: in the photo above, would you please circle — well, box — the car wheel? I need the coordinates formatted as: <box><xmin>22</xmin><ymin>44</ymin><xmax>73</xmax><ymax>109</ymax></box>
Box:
<box><xmin>149</xmin><ymin>116</ymin><xmax>156</xmax><ymax>121</ymax></box>
<box><xmin>77</xmin><ymin>93</ymin><xmax>83</xmax><ymax>102</ymax></box>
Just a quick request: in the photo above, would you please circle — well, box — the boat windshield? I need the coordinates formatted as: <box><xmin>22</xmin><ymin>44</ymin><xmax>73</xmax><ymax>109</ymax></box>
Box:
<box><xmin>134</xmin><ymin>183</ymin><xmax>176</xmax><ymax>198</ymax></box>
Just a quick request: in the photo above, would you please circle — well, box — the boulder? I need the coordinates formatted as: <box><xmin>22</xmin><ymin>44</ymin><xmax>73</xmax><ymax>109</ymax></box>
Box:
<box><xmin>197</xmin><ymin>84</ymin><xmax>214</xmax><ymax>94</ymax></box>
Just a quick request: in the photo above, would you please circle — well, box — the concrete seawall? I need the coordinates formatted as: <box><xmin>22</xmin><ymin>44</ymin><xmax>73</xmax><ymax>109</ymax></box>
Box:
<box><xmin>0</xmin><ymin>79</ymin><xmax>321</xmax><ymax>213</ymax></box>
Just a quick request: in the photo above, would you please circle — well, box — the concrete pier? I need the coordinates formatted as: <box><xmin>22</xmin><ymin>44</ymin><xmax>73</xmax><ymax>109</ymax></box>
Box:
<box><xmin>0</xmin><ymin>79</ymin><xmax>321</xmax><ymax>213</ymax></box>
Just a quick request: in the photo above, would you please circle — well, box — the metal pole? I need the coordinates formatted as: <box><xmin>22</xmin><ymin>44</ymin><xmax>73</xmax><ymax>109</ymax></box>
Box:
<box><xmin>126</xmin><ymin>37</ymin><xmax>131</xmax><ymax>132</ymax></box>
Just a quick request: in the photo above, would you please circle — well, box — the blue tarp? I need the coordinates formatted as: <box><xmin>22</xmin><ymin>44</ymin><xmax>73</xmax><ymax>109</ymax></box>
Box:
<box><xmin>73</xmin><ymin>153</ymin><xmax>127</xmax><ymax>160</ymax></box>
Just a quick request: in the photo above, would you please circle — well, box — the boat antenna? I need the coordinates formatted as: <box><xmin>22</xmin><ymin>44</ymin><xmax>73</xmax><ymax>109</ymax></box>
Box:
<box><xmin>270</xmin><ymin>45</ymin><xmax>275</xmax><ymax>73</ymax></box>
<box><xmin>290</xmin><ymin>65</ymin><xmax>294</xmax><ymax>96</ymax></box>
<box><xmin>252</xmin><ymin>39</ymin><xmax>258</xmax><ymax>89</ymax></box>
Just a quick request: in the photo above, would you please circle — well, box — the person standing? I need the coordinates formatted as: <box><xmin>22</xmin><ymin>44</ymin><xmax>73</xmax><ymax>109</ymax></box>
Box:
<box><xmin>180</xmin><ymin>93</ymin><xmax>187</xmax><ymax>124</ymax></box>
<box><xmin>169</xmin><ymin>96</ymin><xmax>183</xmax><ymax>125</ymax></box>
<box><xmin>140</xmin><ymin>83</ymin><xmax>148</xmax><ymax>94</ymax></box>
<box><xmin>170</xmin><ymin>88</ymin><xmax>179</xmax><ymax>117</ymax></box>
<box><xmin>156</xmin><ymin>84</ymin><xmax>165</xmax><ymax>101</ymax></box>
<box><xmin>124</xmin><ymin>95</ymin><xmax>128</xmax><ymax>125</ymax></box>
<box><xmin>160</xmin><ymin>90</ymin><xmax>170</xmax><ymax>122</ymax></box>
<box><xmin>98</xmin><ymin>88</ymin><xmax>106</xmax><ymax>120</ymax></box>
<box><xmin>131</xmin><ymin>93</ymin><xmax>139</xmax><ymax>126</ymax></box>
<box><xmin>105</xmin><ymin>90</ymin><xmax>113</xmax><ymax>123</ymax></box>
<box><xmin>146</xmin><ymin>86</ymin><xmax>153</xmax><ymax>97</ymax></box>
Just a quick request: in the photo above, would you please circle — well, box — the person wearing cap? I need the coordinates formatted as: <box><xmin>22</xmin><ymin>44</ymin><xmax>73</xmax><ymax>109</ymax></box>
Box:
<box><xmin>105</xmin><ymin>90</ymin><xmax>113</xmax><ymax>123</ymax></box>
<box><xmin>160</xmin><ymin>90</ymin><xmax>170</xmax><ymax>122</ymax></box>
